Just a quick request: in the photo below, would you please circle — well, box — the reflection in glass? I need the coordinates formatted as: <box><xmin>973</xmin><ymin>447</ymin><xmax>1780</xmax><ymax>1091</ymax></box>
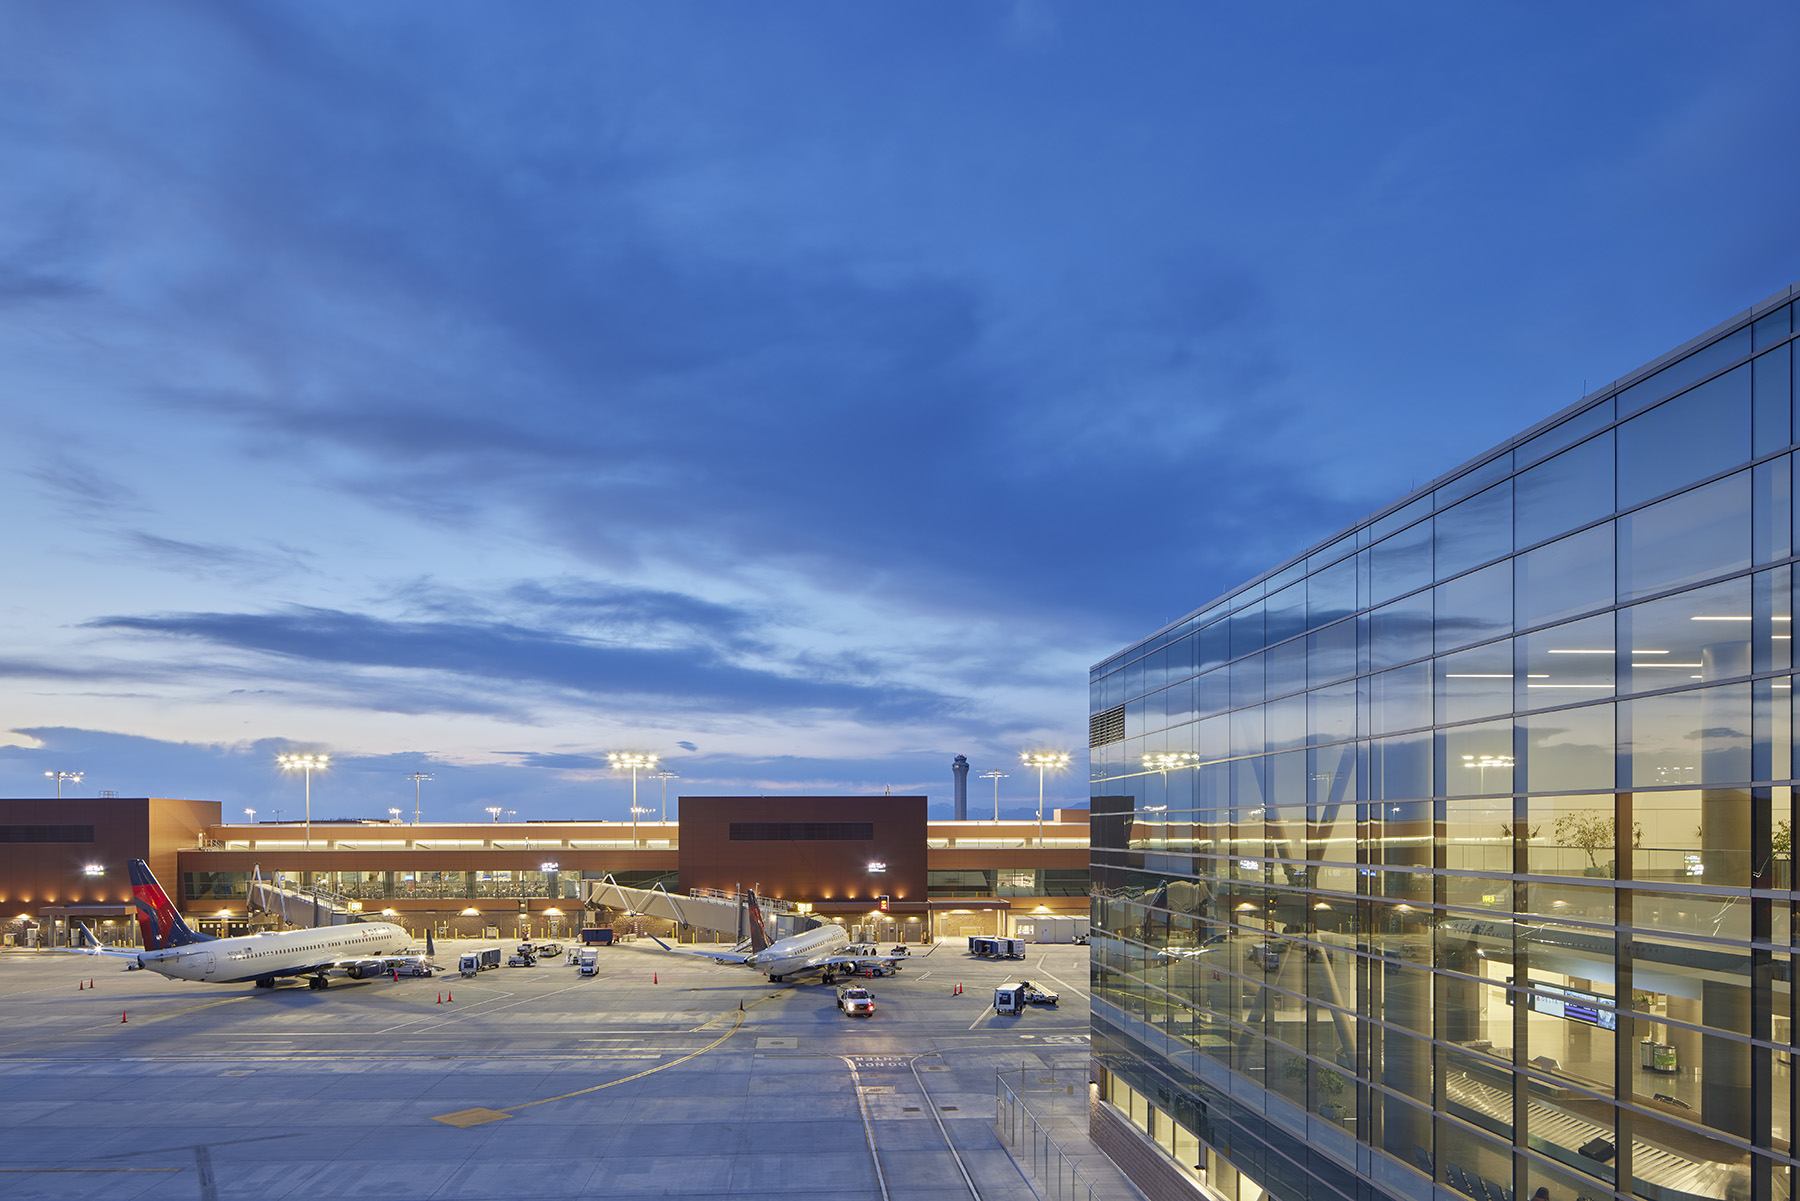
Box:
<box><xmin>1517</xmin><ymin>523</ymin><xmax>1613</xmax><ymax>629</ymax></box>
<box><xmin>1441</xmin><ymin>719</ymin><xmax>1512</xmax><ymax>797</ymax></box>
<box><xmin>1518</xmin><ymin>705</ymin><xmax>1613</xmax><ymax>793</ymax></box>
<box><xmin>1616</xmin><ymin>579</ymin><xmax>1749</xmax><ymax>696</ymax></box>
<box><xmin>1371</xmin><ymin>520</ymin><xmax>1433</xmax><ymax>607</ymax></box>
<box><xmin>1617</xmin><ymin>471</ymin><xmax>1751</xmax><ymax>603</ymax></box>
<box><xmin>1436</xmin><ymin>643</ymin><xmax>1514</xmax><ymax>724</ymax></box>
<box><xmin>1616</xmin><ymin>364</ymin><xmax>1749</xmax><ymax>510</ymax></box>
<box><xmin>1371</xmin><ymin>591</ymin><xmax>1434</xmax><ymax>671</ymax></box>
<box><xmin>1515</xmin><ymin>613</ymin><xmax>1613</xmax><ymax>713</ymax></box>
<box><xmin>1435</xmin><ymin>480</ymin><xmax>1512</xmax><ymax>580</ymax></box>
<box><xmin>1514</xmin><ymin>431</ymin><xmax>1613</xmax><ymax>550</ymax></box>
<box><xmin>1434</xmin><ymin>561</ymin><xmax>1511</xmax><ymax>654</ymax></box>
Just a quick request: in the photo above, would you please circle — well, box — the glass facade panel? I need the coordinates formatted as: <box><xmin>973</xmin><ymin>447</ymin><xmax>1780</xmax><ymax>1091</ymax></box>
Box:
<box><xmin>1089</xmin><ymin>292</ymin><xmax>1791</xmax><ymax>1201</ymax></box>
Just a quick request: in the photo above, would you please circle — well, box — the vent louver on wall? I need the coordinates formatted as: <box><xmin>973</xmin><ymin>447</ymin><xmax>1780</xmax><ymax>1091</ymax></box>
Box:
<box><xmin>1089</xmin><ymin>705</ymin><xmax>1125</xmax><ymax>747</ymax></box>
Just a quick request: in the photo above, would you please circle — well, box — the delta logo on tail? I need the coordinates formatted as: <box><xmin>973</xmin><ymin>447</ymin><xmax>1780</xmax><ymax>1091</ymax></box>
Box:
<box><xmin>745</xmin><ymin>888</ymin><xmax>772</xmax><ymax>953</ymax></box>
<box><xmin>129</xmin><ymin>859</ymin><xmax>211</xmax><ymax>950</ymax></box>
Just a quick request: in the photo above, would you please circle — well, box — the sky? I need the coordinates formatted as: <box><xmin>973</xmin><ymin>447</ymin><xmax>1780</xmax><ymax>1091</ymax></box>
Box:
<box><xmin>2</xmin><ymin>3</ymin><xmax>1799</xmax><ymax>824</ymax></box>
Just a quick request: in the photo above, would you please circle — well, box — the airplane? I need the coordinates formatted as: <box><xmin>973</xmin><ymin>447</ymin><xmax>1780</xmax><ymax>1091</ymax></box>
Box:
<box><xmin>70</xmin><ymin>859</ymin><xmax>412</xmax><ymax>990</ymax></box>
<box><xmin>648</xmin><ymin>889</ymin><xmax>923</xmax><ymax>983</ymax></box>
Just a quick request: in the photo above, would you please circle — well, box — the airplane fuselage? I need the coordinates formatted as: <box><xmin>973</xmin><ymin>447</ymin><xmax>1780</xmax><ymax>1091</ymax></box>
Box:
<box><xmin>747</xmin><ymin>923</ymin><xmax>850</xmax><ymax>979</ymax></box>
<box><xmin>136</xmin><ymin>923</ymin><xmax>411</xmax><ymax>984</ymax></box>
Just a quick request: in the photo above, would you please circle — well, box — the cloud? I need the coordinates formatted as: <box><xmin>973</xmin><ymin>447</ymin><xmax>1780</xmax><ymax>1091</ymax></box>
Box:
<box><xmin>82</xmin><ymin>604</ymin><xmax>958</xmax><ymax>721</ymax></box>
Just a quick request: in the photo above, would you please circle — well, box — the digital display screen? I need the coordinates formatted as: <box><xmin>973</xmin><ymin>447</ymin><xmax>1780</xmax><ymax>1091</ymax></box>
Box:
<box><xmin>1506</xmin><ymin>979</ymin><xmax>1617</xmax><ymax>1030</ymax></box>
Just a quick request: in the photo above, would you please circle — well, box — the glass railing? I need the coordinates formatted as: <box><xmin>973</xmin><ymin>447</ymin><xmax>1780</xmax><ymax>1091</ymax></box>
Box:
<box><xmin>995</xmin><ymin>1071</ymin><xmax>1101</xmax><ymax>1201</ymax></box>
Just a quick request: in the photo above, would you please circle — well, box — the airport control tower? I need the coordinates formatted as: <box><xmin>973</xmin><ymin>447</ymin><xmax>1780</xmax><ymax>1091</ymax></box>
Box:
<box><xmin>951</xmin><ymin>754</ymin><xmax>969</xmax><ymax>820</ymax></box>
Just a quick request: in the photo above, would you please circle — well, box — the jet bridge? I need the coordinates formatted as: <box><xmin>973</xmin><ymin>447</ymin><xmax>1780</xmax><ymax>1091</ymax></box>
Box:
<box><xmin>247</xmin><ymin>869</ymin><xmax>362</xmax><ymax>929</ymax></box>
<box><xmin>585</xmin><ymin>878</ymin><xmax>812</xmax><ymax>941</ymax></box>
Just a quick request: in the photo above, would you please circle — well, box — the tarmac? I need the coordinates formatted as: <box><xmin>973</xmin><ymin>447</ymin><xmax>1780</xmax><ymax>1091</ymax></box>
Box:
<box><xmin>0</xmin><ymin>937</ymin><xmax>1148</xmax><ymax>1201</ymax></box>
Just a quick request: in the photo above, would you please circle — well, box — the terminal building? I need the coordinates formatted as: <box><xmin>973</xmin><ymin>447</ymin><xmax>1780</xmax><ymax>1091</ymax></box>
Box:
<box><xmin>0</xmin><ymin>794</ymin><xmax>1088</xmax><ymax>947</ymax></box>
<box><xmin>1086</xmin><ymin>285</ymin><xmax>1800</xmax><ymax>1201</ymax></box>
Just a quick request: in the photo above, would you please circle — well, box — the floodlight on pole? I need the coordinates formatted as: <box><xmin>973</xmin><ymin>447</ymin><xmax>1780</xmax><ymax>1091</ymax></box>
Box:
<box><xmin>244</xmin><ymin>807</ymin><xmax>257</xmax><ymax>824</ymax></box>
<box><xmin>1019</xmin><ymin>751</ymin><xmax>1070</xmax><ymax>847</ymax></box>
<box><xmin>977</xmin><ymin>770</ymin><xmax>1008</xmax><ymax>823</ymax></box>
<box><xmin>44</xmin><ymin>770</ymin><xmax>82</xmax><ymax>799</ymax></box>
<box><xmin>485</xmin><ymin>806</ymin><xmax>503</xmax><ymax>823</ymax></box>
<box><xmin>608</xmin><ymin>752</ymin><xmax>658</xmax><ymax>844</ymax></box>
<box><xmin>275</xmin><ymin>753</ymin><xmax>328</xmax><ymax>849</ymax></box>
<box><xmin>405</xmin><ymin>772</ymin><xmax>433</xmax><ymax>823</ymax></box>
<box><xmin>650</xmin><ymin>769</ymin><xmax>679</xmax><ymax>823</ymax></box>
<box><xmin>388</xmin><ymin>807</ymin><xmax>402</xmax><ymax>824</ymax></box>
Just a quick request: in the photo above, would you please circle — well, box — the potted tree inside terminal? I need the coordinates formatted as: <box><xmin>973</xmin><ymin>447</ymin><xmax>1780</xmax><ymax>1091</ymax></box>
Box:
<box><xmin>1286</xmin><ymin>1056</ymin><xmax>1349</xmax><ymax>1122</ymax></box>
<box><xmin>1554</xmin><ymin>811</ymin><xmax>1614</xmax><ymax>876</ymax></box>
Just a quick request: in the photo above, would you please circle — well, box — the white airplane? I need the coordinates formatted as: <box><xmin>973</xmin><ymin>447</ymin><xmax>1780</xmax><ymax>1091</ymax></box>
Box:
<box><xmin>649</xmin><ymin>889</ymin><xmax>921</xmax><ymax>983</ymax></box>
<box><xmin>71</xmin><ymin>859</ymin><xmax>411</xmax><ymax>990</ymax></box>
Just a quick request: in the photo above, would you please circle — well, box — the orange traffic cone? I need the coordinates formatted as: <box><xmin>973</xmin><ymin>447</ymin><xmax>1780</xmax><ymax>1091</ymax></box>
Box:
<box><xmin>446</xmin><ymin>990</ymin><xmax>453</xmax><ymax>1002</ymax></box>
<box><xmin>78</xmin><ymin>981</ymin><xmax>84</xmax><ymax>990</ymax></box>
<box><xmin>436</xmin><ymin>992</ymin><xmax>442</xmax><ymax>1004</ymax></box>
<box><xmin>121</xmin><ymin>1011</ymin><xmax>128</xmax><ymax>1023</ymax></box>
<box><xmin>89</xmin><ymin>980</ymin><xmax>94</xmax><ymax>989</ymax></box>
<box><xmin>653</xmin><ymin>973</ymin><xmax>658</xmax><ymax>984</ymax></box>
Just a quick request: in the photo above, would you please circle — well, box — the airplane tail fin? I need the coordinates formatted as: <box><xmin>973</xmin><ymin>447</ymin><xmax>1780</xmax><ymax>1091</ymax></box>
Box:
<box><xmin>745</xmin><ymin>889</ymin><xmax>771</xmax><ymax>953</ymax></box>
<box><xmin>129</xmin><ymin>859</ymin><xmax>212</xmax><ymax>949</ymax></box>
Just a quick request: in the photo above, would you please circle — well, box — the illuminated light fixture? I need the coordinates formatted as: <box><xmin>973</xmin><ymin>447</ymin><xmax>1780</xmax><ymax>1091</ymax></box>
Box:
<box><xmin>1634</xmin><ymin>662</ymin><xmax>1702</xmax><ymax>668</ymax></box>
<box><xmin>1547</xmin><ymin>649</ymin><xmax>1612</xmax><ymax>654</ymax></box>
<box><xmin>82</xmin><ymin>864</ymin><xmax>105</xmax><ymax>877</ymax></box>
<box><xmin>461</xmin><ymin>907</ymin><xmax>480</xmax><ymax>916</ymax></box>
<box><xmin>1235</xmin><ymin>902</ymin><xmax>1256</xmax><ymax>911</ymax></box>
<box><xmin>348</xmin><ymin>901</ymin><xmax>363</xmax><ymax>912</ymax></box>
<box><xmin>388</xmin><ymin>808</ymin><xmax>402</xmax><ymax>823</ymax></box>
<box><xmin>1691</xmin><ymin>615</ymin><xmax>1754</xmax><ymax>621</ymax></box>
<box><xmin>540</xmin><ymin>862</ymin><xmax>559</xmax><ymax>874</ymax></box>
<box><xmin>381</xmin><ymin>908</ymin><xmax>396</xmax><ymax>916</ymax></box>
<box><xmin>1020</xmin><ymin>750</ymin><xmax>1071</xmax><ymax>847</ymax></box>
<box><xmin>1527</xmin><ymin>683</ymin><xmax>1614</xmax><ymax>688</ymax></box>
<box><xmin>1445</xmin><ymin>673</ymin><xmax>1513</xmax><ymax>678</ymax></box>
<box><xmin>276</xmin><ymin>753</ymin><xmax>329</xmax><ymax>849</ymax></box>
<box><xmin>244</xmin><ymin>807</ymin><xmax>257</xmax><ymax>823</ymax></box>
<box><xmin>608</xmin><ymin>752</ymin><xmax>659</xmax><ymax>844</ymax></box>
<box><xmin>978</xmin><ymin>769</ymin><xmax>1009</xmax><ymax>823</ymax></box>
<box><xmin>486</xmin><ymin>806</ymin><xmax>503</xmax><ymax>822</ymax></box>
<box><xmin>544</xmin><ymin>908</ymin><xmax>562</xmax><ymax>917</ymax></box>
<box><xmin>1631</xmin><ymin>650</ymin><xmax>1670</xmax><ymax>655</ymax></box>
<box><xmin>217</xmin><ymin>908</ymin><xmax>231</xmax><ymax>916</ymax></box>
<box><xmin>867</xmin><ymin>861</ymin><xmax>887</xmax><ymax>874</ymax></box>
<box><xmin>44</xmin><ymin>770</ymin><xmax>82</xmax><ymax>798</ymax></box>
<box><xmin>1313</xmin><ymin>902</ymin><xmax>1331</xmax><ymax>910</ymax></box>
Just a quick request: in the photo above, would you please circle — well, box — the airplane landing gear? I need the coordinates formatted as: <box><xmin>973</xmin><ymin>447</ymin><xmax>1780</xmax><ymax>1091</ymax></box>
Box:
<box><xmin>769</xmin><ymin>974</ymin><xmax>783</xmax><ymax>983</ymax></box>
<box><xmin>255</xmin><ymin>977</ymin><xmax>275</xmax><ymax>990</ymax></box>
<box><xmin>307</xmin><ymin>975</ymin><xmax>330</xmax><ymax>991</ymax></box>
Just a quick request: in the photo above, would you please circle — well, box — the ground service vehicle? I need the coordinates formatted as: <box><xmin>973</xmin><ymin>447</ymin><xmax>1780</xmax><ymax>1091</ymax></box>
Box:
<box><xmin>507</xmin><ymin>949</ymin><xmax>537</xmax><ymax>967</ymax></box>
<box><xmin>459</xmin><ymin>946</ymin><xmax>502</xmax><ymax>976</ymax></box>
<box><xmin>837</xmin><ymin>985</ymin><xmax>876</xmax><ymax>1016</ymax></box>
<box><xmin>1018</xmin><ymin>980</ymin><xmax>1059</xmax><ymax>1006</ymax></box>
<box><xmin>386</xmin><ymin>957</ymin><xmax>435</xmax><ymax>977</ymax></box>
<box><xmin>581</xmin><ymin>928</ymin><xmax>614</xmax><ymax>945</ymax></box>
<box><xmin>969</xmin><ymin>936</ymin><xmax>1026</xmax><ymax>959</ymax></box>
<box><xmin>994</xmin><ymin>982</ymin><xmax>1027</xmax><ymax>1015</ymax></box>
<box><xmin>578</xmin><ymin>948</ymin><xmax>599</xmax><ymax>976</ymax></box>
<box><xmin>534</xmin><ymin>942</ymin><xmax>562</xmax><ymax>957</ymax></box>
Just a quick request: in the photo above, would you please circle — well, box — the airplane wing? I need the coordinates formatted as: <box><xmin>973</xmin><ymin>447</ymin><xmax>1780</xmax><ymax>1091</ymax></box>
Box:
<box><xmin>66</xmin><ymin>924</ymin><xmax>141</xmax><ymax>959</ymax></box>
<box><xmin>812</xmin><ymin>943</ymin><xmax>937</xmax><ymax>971</ymax></box>
<box><xmin>647</xmin><ymin>935</ymin><xmax>751</xmax><ymax>966</ymax></box>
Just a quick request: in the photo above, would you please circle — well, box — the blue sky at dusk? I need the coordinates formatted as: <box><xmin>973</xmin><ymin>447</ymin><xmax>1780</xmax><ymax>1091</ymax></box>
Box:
<box><xmin>3</xmin><ymin>4</ymin><xmax>1799</xmax><ymax>823</ymax></box>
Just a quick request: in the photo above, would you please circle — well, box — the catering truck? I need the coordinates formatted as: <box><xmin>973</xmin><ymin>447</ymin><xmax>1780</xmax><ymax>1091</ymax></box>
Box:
<box><xmin>459</xmin><ymin>946</ymin><xmax>502</xmax><ymax>976</ymax></box>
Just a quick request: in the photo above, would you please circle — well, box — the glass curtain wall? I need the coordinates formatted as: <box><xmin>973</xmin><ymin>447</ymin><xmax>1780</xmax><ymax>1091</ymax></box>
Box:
<box><xmin>1090</xmin><ymin>292</ymin><xmax>1800</xmax><ymax>1201</ymax></box>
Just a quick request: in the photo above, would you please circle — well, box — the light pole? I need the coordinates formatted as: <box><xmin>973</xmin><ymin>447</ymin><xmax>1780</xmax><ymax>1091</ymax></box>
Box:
<box><xmin>44</xmin><ymin>771</ymin><xmax>82</xmax><ymax>798</ymax></box>
<box><xmin>486</xmin><ymin>806</ymin><xmax>502</xmax><ymax>823</ymax></box>
<box><xmin>276</xmin><ymin>754</ymin><xmax>328</xmax><ymax>849</ymax></box>
<box><xmin>978</xmin><ymin>770</ymin><xmax>1008</xmax><ymax>823</ymax></box>
<box><xmin>608</xmin><ymin>753</ymin><xmax>658</xmax><ymax>843</ymax></box>
<box><xmin>406</xmin><ymin>772</ymin><xmax>432</xmax><ymax>823</ymax></box>
<box><xmin>244</xmin><ymin>807</ymin><xmax>257</xmax><ymax>824</ymax></box>
<box><xmin>1020</xmin><ymin>752</ymin><xmax>1070</xmax><ymax>847</ymax></box>
<box><xmin>650</xmin><ymin>769</ymin><xmax>679</xmax><ymax>823</ymax></box>
<box><xmin>388</xmin><ymin>807</ymin><xmax>403</xmax><ymax>824</ymax></box>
